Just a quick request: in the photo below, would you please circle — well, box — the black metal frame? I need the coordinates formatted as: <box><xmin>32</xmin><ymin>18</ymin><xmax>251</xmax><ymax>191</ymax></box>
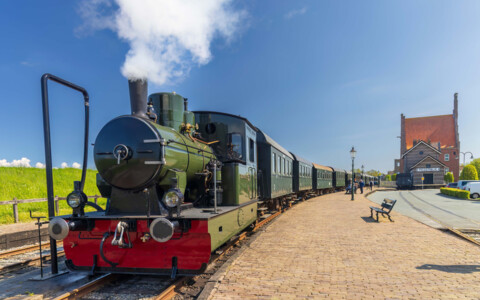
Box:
<box><xmin>41</xmin><ymin>73</ymin><xmax>90</xmax><ymax>274</ymax></box>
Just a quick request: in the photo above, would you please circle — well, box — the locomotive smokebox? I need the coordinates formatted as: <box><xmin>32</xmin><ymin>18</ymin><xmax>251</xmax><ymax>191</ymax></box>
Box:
<box><xmin>128</xmin><ymin>78</ymin><xmax>148</xmax><ymax>118</ymax></box>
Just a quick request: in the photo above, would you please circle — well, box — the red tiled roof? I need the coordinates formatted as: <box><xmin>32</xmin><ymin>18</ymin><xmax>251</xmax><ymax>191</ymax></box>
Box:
<box><xmin>405</xmin><ymin>114</ymin><xmax>455</xmax><ymax>150</ymax></box>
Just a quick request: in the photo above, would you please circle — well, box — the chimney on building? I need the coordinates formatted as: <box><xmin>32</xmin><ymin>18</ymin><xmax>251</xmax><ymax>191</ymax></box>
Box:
<box><xmin>400</xmin><ymin>113</ymin><xmax>406</xmax><ymax>155</ymax></box>
<box><xmin>453</xmin><ymin>93</ymin><xmax>460</xmax><ymax>150</ymax></box>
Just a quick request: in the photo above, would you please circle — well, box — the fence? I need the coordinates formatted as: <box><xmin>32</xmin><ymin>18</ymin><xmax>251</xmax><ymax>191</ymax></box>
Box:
<box><xmin>0</xmin><ymin>195</ymin><xmax>103</xmax><ymax>223</ymax></box>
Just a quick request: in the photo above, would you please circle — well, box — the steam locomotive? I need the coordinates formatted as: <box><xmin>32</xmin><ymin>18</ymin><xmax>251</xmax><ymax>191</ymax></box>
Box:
<box><xmin>47</xmin><ymin>79</ymin><xmax>364</xmax><ymax>276</ymax></box>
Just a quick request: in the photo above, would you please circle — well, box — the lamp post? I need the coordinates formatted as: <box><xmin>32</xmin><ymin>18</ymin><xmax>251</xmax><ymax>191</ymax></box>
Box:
<box><xmin>350</xmin><ymin>146</ymin><xmax>356</xmax><ymax>201</ymax></box>
<box><xmin>460</xmin><ymin>151</ymin><xmax>474</xmax><ymax>166</ymax></box>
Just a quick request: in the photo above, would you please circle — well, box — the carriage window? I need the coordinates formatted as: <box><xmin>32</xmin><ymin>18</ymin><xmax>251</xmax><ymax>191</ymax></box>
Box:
<box><xmin>249</xmin><ymin>138</ymin><xmax>255</xmax><ymax>163</ymax></box>
<box><xmin>277</xmin><ymin>156</ymin><xmax>280</xmax><ymax>174</ymax></box>
<box><xmin>272</xmin><ymin>153</ymin><xmax>276</xmax><ymax>173</ymax></box>
<box><xmin>284</xmin><ymin>159</ymin><xmax>286</xmax><ymax>175</ymax></box>
<box><xmin>227</xmin><ymin>133</ymin><xmax>244</xmax><ymax>161</ymax></box>
<box><xmin>280</xmin><ymin>158</ymin><xmax>283</xmax><ymax>174</ymax></box>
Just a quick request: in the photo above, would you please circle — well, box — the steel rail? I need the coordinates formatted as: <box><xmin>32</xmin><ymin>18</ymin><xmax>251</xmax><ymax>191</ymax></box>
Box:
<box><xmin>157</xmin><ymin>209</ymin><xmax>283</xmax><ymax>300</ymax></box>
<box><xmin>53</xmin><ymin>274</ymin><xmax>118</xmax><ymax>300</ymax></box>
<box><xmin>0</xmin><ymin>250</ymin><xmax>65</xmax><ymax>274</ymax></box>
<box><xmin>0</xmin><ymin>242</ymin><xmax>63</xmax><ymax>259</ymax></box>
<box><xmin>399</xmin><ymin>192</ymin><xmax>480</xmax><ymax>247</ymax></box>
<box><xmin>53</xmin><ymin>200</ymin><xmax>291</xmax><ymax>300</ymax></box>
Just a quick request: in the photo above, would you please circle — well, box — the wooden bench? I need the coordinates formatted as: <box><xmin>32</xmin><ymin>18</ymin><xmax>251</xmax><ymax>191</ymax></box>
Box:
<box><xmin>369</xmin><ymin>198</ymin><xmax>396</xmax><ymax>222</ymax></box>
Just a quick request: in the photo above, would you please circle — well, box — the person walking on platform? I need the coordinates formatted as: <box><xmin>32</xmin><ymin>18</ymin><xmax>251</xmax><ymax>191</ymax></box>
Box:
<box><xmin>359</xmin><ymin>179</ymin><xmax>365</xmax><ymax>194</ymax></box>
<box><xmin>369</xmin><ymin>180</ymin><xmax>373</xmax><ymax>191</ymax></box>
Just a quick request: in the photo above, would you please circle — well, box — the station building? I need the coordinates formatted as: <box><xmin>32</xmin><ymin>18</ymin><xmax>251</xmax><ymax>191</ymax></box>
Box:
<box><xmin>394</xmin><ymin>94</ymin><xmax>460</xmax><ymax>185</ymax></box>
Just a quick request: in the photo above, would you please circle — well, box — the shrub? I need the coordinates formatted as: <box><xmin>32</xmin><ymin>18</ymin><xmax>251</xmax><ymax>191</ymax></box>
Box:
<box><xmin>444</xmin><ymin>172</ymin><xmax>454</xmax><ymax>183</ymax></box>
<box><xmin>456</xmin><ymin>189</ymin><xmax>471</xmax><ymax>199</ymax></box>
<box><xmin>440</xmin><ymin>187</ymin><xmax>470</xmax><ymax>199</ymax></box>
<box><xmin>392</xmin><ymin>174</ymin><xmax>397</xmax><ymax>181</ymax></box>
<box><xmin>385</xmin><ymin>175</ymin><xmax>391</xmax><ymax>181</ymax></box>
<box><xmin>460</xmin><ymin>165</ymin><xmax>479</xmax><ymax>180</ymax></box>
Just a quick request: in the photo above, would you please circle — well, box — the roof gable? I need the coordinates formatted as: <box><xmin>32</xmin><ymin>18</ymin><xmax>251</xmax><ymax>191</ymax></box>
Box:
<box><xmin>405</xmin><ymin>114</ymin><xmax>455</xmax><ymax>150</ymax></box>
<box><xmin>410</xmin><ymin>155</ymin><xmax>447</xmax><ymax>169</ymax></box>
<box><xmin>401</xmin><ymin>140</ymin><xmax>441</xmax><ymax>158</ymax></box>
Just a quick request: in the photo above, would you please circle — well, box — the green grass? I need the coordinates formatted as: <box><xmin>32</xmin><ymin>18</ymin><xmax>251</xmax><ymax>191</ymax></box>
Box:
<box><xmin>0</xmin><ymin>167</ymin><xmax>106</xmax><ymax>224</ymax></box>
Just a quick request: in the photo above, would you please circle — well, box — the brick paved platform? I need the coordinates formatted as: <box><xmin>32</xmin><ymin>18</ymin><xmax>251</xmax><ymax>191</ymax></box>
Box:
<box><xmin>206</xmin><ymin>191</ymin><xmax>480</xmax><ymax>299</ymax></box>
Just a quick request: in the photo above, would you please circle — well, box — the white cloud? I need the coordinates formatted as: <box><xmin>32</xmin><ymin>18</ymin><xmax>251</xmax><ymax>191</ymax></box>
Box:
<box><xmin>72</xmin><ymin>162</ymin><xmax>82</xmax><ymax>169</ymax></box>
<box><xmin>77</xmin><ymin>0</ymin><xmax>246</xmax><ymax>85</ymax></box>
<box><xmin>285</xmin><ymin>7</ymin><xmax>307</xmax><ymax>19</ymax></box>
<box><xmin>61</xmin><ymin>162</ymin><xmax>69</xmax><ymax>168</ymax></box>
<box><xmin>35</xmin><ymin>162</ymin><xmax>46</xmax><ymax>168</ymax></box>
<box><xmin>0</xmin><ymin>157</ymin><xmax>31</xmax><ymax>167</ymax></box>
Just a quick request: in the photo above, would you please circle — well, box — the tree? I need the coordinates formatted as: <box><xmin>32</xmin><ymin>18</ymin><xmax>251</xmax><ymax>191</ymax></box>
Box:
<box><xmin>459</xmin><ymin>165</ymin><xmax>479</xmax><ymax>180</ymax></box>
<box><xmin>469</xmin><ymin>158</ymin><xmax>480</xmax><ymax>178</ymax></box>
<box><xmin>444</xmin><ymin>172</ymin><xmax>454</xmax><ymax>183</ymax></box>
<box><xmin>385</xmin><ymin>174</ymin><xmax>391</xmax><ymax>181</ymax></box>
<box><xmin>366</xmin><ymin>169</ymin><xmax>382</xmax><ymax>177</ymax></box>
<box><xmin>392</xmin><ymin>174</ymin><xmax>397</xmax><ymax>181</ymax></box>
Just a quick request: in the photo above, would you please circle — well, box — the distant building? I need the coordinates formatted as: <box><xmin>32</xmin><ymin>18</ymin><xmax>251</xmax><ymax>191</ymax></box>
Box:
<box><xmin>394</xmin><ymin>94</ymin><xmax>460</xmax><ymax>185</ymax></box>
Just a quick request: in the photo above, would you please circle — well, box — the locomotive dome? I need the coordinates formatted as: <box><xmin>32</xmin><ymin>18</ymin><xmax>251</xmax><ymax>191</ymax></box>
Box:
<box><xmin>94</xmin><ymin>115</ymin><xmax>163</xmax><ymax>190</ymax></box>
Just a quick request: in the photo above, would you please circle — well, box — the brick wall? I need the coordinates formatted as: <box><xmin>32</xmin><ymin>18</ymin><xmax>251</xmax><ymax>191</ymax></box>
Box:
<box><xmin>440</xmin><ymin>148</ymin><xmax>460</xmax><ymax>181</ymax></box>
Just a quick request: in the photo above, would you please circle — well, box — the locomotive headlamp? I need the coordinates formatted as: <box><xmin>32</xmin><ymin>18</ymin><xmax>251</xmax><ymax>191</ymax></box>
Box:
<box><xmin>67</xmin><ymin>191</ymin><xmax>87</xmax><ymax>209</ymax></box>
<box><xmin>163</xmin><ymin>189</ymin><xmax>184</xmax><ymax>208</ymax></box>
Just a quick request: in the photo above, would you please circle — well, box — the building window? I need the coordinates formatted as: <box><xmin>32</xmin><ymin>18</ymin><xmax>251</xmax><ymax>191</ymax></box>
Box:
<box><xmin>396</xmin><ymin>162</ymin><xmax>400</xmax><ymax>167</ymax></box>
<box><xmin>419</xmin><ymin>151</ymin><xmax>424</xmax><ymax>155</ymax></box>
<box><xmin>445</xmin><ymin>154</ymin><xmax>450</xmax><ymax>161</ymax></box>
<box><xmin>426</xmin><ymin>164</ymin><xmax>431</xmax><ymax>168</ymax></box>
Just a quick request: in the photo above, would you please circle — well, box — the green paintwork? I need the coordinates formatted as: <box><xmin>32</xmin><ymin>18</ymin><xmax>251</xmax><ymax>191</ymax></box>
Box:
<box><xmin>208</xmin><ymin>202</ymin><xmax>257</xmax><ymax>251</ymax></box>
<box><xmin>147</xmin><ymin>121</ymin><xmax>216</xmax><ymax>202</ymax></box>
<box><xmin>315</xmin><ymin>169</ymin><xmax>333</xmax><ymax>190</ymax></box>
<box><xmin>294</xmin><ymin>161</ymin><xmax>312</xmax><ymax>192</ymax></box>
<box><xmin>150</xmin><ymin>93</ymin><xmax>186</xmax><ymax>132</ymax></box>
<box><xmin>222</xmin><ymin>163</ymin><xmax>256</xmax><ymax>205</ymax></box>
<box><xmin>334</xmin><ymin>171</ymin><xmax>346</xmax><ymax>188</ymax></box>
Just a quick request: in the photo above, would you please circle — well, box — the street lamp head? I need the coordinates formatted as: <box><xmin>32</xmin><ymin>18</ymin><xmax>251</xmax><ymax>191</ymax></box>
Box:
<box><xmin>471</xmin><ymin>155</ymin><xmax>474</xmax><ymax>159</ymax></box>
<box><xmin>350</xmin><ymin>146</ymin><xmax>356</xmax><ymax>159</ymax></box>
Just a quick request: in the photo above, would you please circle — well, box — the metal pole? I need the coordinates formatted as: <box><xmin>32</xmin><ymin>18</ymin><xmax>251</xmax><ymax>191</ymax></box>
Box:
<box><xmin>40</xmin><ymin>73</ymin><xmax>90</xmax><ymax>275</ymax></box>
<box><xmin>213</xmin><ymin>162</ymin><xmax>217</xmax><ymax>213</ymax></box>
<box><xmin>41</xmin><ymin>75</ymin><xmax>58</xmax><ymax>275</ymax></box>
<box><xmin>351</xmin><ymin>158</ymin><xmax>354</xmax><ymax>201</ymax></box>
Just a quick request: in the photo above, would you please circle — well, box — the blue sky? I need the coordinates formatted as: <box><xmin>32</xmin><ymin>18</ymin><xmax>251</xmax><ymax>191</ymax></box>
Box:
<box><xmin>1</xmin><ymin>0</ymin><xmax>480</xmax><ymax>173</ymax></box>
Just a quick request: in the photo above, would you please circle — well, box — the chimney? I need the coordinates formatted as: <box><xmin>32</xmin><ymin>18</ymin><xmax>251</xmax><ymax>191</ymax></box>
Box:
<box><xmin>400</xmin><ymin>113</ymin><xmax>406</xmax><ymax>155</ymax></box>
<box><xmin>128</xmin><ymin>79</ymin><xmax>148</xmax><ymax>118</ymax></box>
<box><xmin>453</xmin><ymin>92</ymin><xmax>460</xmax><ymax>149</ymax></box>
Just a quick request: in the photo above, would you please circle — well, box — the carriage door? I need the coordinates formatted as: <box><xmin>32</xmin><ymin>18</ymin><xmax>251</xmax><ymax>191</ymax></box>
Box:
<box><xmin>246</xmin><ymin>125</ymin><xmax>257</xmax><ymax>200</ymax></box>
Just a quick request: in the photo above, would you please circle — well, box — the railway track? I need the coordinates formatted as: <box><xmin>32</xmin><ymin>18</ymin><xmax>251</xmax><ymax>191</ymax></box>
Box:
<box><xmin>0</xmin><ymin>242</ymin><xmax>65</xmax><ymax>274</ymax></box>
<box><xmin>399</xmin><ymin>191</ymin><xmax>480</xmax><ymax>246</ymax></box>
<box><xmin>54</xmin><ymin>208</ymin><xmax>283</xmax><ymax>300</ymax></box>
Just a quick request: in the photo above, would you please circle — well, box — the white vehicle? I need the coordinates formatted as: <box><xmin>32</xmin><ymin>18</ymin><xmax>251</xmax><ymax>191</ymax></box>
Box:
<box><xmin>457</xmin><ymin>180</ymin><xmax>480</xmax><ymax>190</ymax></box>
<box><xmin>465</xmin><ymin>182</ymin><xmax>480</xmax><ymax>199</ymax></box>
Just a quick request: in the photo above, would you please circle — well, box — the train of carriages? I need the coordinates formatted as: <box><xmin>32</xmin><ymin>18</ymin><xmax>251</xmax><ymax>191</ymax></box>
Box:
<box><xmin>47</xmin><ymin>79</ymin><xmax>375</xmax><ymax>277</ymax></box>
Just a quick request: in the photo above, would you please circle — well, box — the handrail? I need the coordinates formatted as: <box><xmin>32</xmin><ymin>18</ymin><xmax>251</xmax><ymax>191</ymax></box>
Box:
<box><xmin>0</xmin><ymin>195</ymin><xmax>104</xmax><ymax>205</ymax></box>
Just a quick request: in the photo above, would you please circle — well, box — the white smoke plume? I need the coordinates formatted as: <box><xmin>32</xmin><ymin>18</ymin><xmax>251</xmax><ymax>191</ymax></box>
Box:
<box><xmin>77</xmin><ymin>0</ymin><xmax>246</xmax><ymax>85</ymax></box>
<box><xmin>35</xmin><ymin>162</ymin><xmax>46</xmax><ymax>168</ymax></box>
<box><xmin>0</xmin><ymin>157</ymin><xmax>32</xmax><ymax>167</ymax></box>
<box><xmin>61</xmin><ymin>162</ymin><xmax>69</xmax><ymax>169</ymax></box>
<box><xmin>72</xmin><ymin>162</ymin><xmax>82</xmax><ymax>169</ymax></box>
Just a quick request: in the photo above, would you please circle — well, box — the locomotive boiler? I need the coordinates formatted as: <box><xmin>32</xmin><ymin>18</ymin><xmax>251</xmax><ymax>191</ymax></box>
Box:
<box><xmin>48</xmin><ymin>79</ymin><xmax>258</xmax><ymax>276</ymax></box>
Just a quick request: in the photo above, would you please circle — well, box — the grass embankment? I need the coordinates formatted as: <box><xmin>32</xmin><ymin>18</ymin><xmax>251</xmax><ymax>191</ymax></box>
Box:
<box><xmin>0</xmin><ymin>167</ymin><xmax>106</xmax><ymax>224</ymax></box>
